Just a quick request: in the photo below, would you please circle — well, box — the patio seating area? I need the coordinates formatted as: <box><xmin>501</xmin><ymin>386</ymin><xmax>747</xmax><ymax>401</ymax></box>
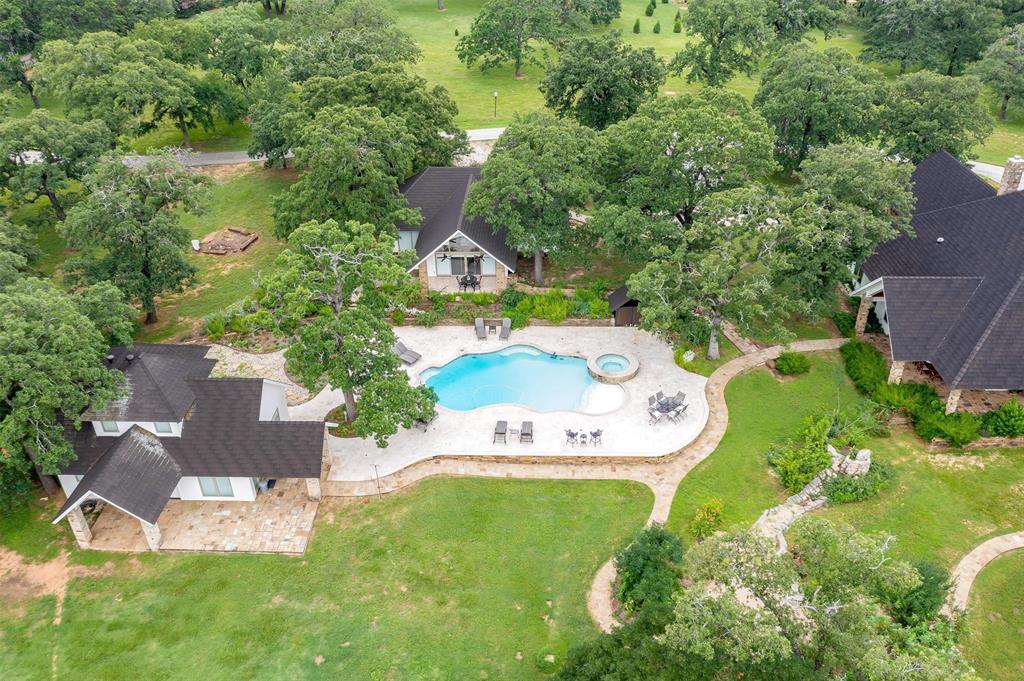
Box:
<box><xmin>305</xmin><ymin>325</ymin><xmax>710</xmax><ymax>483</ymax></box>
<box><xmin>647</xmin><ymin>390</ymin><xmax>689</xmax><ymax>425</ymax></box>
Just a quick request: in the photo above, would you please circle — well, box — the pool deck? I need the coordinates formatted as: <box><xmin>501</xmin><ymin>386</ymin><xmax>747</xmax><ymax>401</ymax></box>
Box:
<box><xmin>290</xmin><ymin>325</ymin><xmax>709</xmax><ymax>483</ymax></box>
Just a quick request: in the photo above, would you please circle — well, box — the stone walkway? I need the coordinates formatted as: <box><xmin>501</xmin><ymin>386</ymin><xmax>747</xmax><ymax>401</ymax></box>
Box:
<box><xmin>721</xmin><ymin>320</ymin><xmax>761</xmax><ymax>355</ymax></box>
<box><xmin>945</xmin><ymin>531</ymin><xmax>1024</xmax><ymax>614</ymax></box>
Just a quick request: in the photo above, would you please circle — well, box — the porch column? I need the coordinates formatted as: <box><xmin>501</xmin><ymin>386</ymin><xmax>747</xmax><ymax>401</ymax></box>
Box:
<box><xmin>306</xmin><ymin>477</ymin><xmax>322</xmax><ymax>501</ymax></box>
<box><xmin>854</xmin><ymin>297</ymin><xmax>872</xmax><ymax>337</ymax></box>
<box><xmin>66</xmin><ymin>506</ymin><xmax>92</xmax><ymax>549</ymax></box>
<box><xmin>494</xmin><ymin>265</ymin><xmax>508</xmax><ymax>291</ymax></box>
<box><xmin>887</xmin><ymin>361</ymin><xmax>906</xmax><ymax>385</ymax></box>
<box><xmin>945</xmin><ymin>390</ymin><xmax>962</xmax><ymax>415</ymax></box>
<box><xmin>417</xmin><ymin>261</ymin><xmax>429</xmax><ymax>294</ymax></box>
<box><xmin>141</xmin><ymin>520</ymin><xmax>162</xmax><ymax>551</ymax></box>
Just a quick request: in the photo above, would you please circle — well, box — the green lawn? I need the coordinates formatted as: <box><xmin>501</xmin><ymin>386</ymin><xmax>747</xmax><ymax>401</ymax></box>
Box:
<box><xmin>965</xmin><ymin>551</ymin><xmax>1024</xmax><ymax>681</ymax></box>
<box><xmin>0</xmin><ymin>478</ymin><xmax>652</xmax><ymax>680</ymax></box>
<box><xmin>666</xmin><ymin>352</ymin><xmax>864</xmax><ymax>539</ymax></box>
<box><xmin>137</xmin><ymin>166</ymin><xmax>292</xmax><ymax>342</ymax></box>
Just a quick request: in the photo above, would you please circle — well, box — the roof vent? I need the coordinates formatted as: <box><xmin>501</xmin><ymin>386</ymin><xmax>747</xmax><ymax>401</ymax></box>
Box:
<box><xmin>936</xmin><ymin>237</ymin><xmax>945</xmax><ymax>244</ymax></box>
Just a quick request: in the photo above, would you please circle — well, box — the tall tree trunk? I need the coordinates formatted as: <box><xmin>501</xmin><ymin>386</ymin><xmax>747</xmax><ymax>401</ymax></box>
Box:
<box><xmin>1000</xmin><ymin>94</ymin><xmax>1010</xmax><ymax>121</ymax></box>
<box><xmin>22</xmin><ymin>76</ymin><xmax>40</xmax><ymax>109</ymax></box>
<box><xmin>275</xmin><ymin>0</ymin><xmax>286</xmax><ymax>14</ymax></box>
<box><xmin>514</xmin><ymin>55</ymin><xmax>523</xmax><ymax>79</ymax></box>
<box><xmin>177</xmin><ymin>117</ymin><xmax>193</xmax><ymax>149</ymax></box>
<box><xmin>42</xmin><ymin>189</ymin><xmax>65</xmax><ymax>221</ymax></box>
<box><xmin>533</xmin><ymin>249</ymin><xmax>543</xmax><ymax>286</ymax></box>
<box><xmin>145</xmin><ymin>304</ymin><xmax>158</xmax><ymax>324</ymax></box>
<box><xmin>898</xmin><ymin>59</ymin><xmax>907</xmax><ymax>76</ymax></box>
<box><xmin>343</xmin><ymin>389</ymin><xmax>357</xmax><ymax>423</ymax></box>
<box><xmin>261</xmin><ymin>0</ymin><xmax>272</xmax><ymax>16</ymax></box>
<box><xmin>706</xmin><ymin>316</ymin><xmax>721</xmax><ymax>360</ymax></box>
<box><xmin>437</xmin><ymin>0</ymin><xmax>446</xmax><ymax>9</ymax></box>
<box><xmin>946</xmin><ymin>47</ymin><xmax>958</xmax><ymax>77</ymax></box>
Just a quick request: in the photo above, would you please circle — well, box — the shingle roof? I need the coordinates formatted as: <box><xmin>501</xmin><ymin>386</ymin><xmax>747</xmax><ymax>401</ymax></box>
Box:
<box><xmin>607</xmin><ymin>285</ymin><xmax>636</xmax><ymax>312</ymax></box>
<box><xmin>84</xmin><ymin>344</ymin><xmax>216</xmax><ymax>422</ymax></box>
<box><xmin>63</xmin><ymin>378</ymin><xmax>324</xmax><ymax>479</ymax></box>
<box><xmin>862</xmin><ymin>151</ymin><xmax>1024</xmax><ymax>389</ymax></box>
<box><xmin>54</xmin><ymin>427</ymin><xmax>181</xmax><ymax>525</ymax></box>
<box><xmin>400</xmin><ymin>167</ymin><xmax>518</xmax><ymax>271</ymax></box>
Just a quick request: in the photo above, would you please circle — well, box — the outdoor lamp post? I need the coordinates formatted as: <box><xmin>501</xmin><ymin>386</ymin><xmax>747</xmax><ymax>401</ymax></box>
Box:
<box><xmin>493</xmin><ymin>91</ymin><xmax>498</xmax><ymax>118</ymax></box>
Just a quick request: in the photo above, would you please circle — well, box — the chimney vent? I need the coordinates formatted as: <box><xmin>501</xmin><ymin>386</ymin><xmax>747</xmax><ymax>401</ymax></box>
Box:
<box><xmin>998</xmin><ymin>155</ymin><xmax>1024</xmax><ymax>195</ymax></box>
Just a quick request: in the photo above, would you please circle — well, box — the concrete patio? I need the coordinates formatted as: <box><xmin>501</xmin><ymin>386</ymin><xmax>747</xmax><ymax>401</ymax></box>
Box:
<box><xmin>287</xmin><ymin>326</ymin><xmax>709</xmax><ymax>483</ymax></box>
<box><xmin>84</xmin><ymin>478</ymin><xmax>319</xmax><ymax>554</ymax></box>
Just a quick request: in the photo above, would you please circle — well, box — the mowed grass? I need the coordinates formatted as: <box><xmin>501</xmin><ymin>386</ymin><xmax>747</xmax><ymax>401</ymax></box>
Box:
<box><xmin>136</xmin><ymin>166</ymin><xmax>292</xmax><ymax>342</ymax></box>
<box><xmin>0</xmin><ymin>478</ymin><xmax>651</xmax><ymax>681</ymax></box>
<box><xmin>666</xmin><ymin>352</ymin><xmax>864</xmax><ymax>540</ymax></box>
<box><xmin>964</xmin><ymin>551</ymin><xmax>1024</xmax><ymax>681</ymax></box>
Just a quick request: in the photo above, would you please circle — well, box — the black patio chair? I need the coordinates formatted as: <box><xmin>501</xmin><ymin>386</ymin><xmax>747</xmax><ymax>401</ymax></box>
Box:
<box><xmin>493</xmin><ymin>420</ymin><xmax>507</xmax><ymax>444</ymax></box>
<box><xmin>590</xmin><ymin>429</ymin><xmax>603</xmax><ymax>446</ymax></box>
<box><xmin>565</xmin><ymin>429</ymin><xmax>578</xmax><ymax>447</ymax></box>
<box><xmin>520</xmin><ymin>421</ymin><xmax>533</xmax><ymax>443</ymax></box>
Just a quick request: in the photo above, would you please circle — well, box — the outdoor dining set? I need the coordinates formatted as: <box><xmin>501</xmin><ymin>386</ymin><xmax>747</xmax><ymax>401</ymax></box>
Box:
<box><xmin>458</xmin><ymin>274</ymin><xmax>481</xmax><ymax>291</ymax></box>
<box><xmin>648</xmin><ymin>390</ymin><xmax>688</xmax><ymax>425</ymax></box>
<box><xmin>564</xmin><ymin>429</ymin><xmax>603</xmax><ymax>447</ymax></box>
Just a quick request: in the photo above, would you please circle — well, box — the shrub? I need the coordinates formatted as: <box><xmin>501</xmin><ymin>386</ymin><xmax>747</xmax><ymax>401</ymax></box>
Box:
<box><xmin>885</xmin><ymin>560</ymin><xmax>951</xmax><ymax>626</ymax></box>
<box><xmin>840</xmin><ymin>340</ymin><xmax>889</xmax><ymax>394</ymax></box>
<box><xmin>614</xmin><ymin>525</ymin><xmax>684</xmax><ymax>615</ymax></box>
<box><xmin>674</xmin><ymin>8</ymin><xmax>681</xmax><ymax>19</ymax></box>
<box><xmin>831</xmin><ymin>310</ymin><xmax>856</xmax><ymax>337</ymax></box>
<box><xmin>414</xmin><ymin>310</ymin><xmax>442</xmax><ymax>327</ymax></box>
<box><xmin>689</xmin><ymin>498</ymin><xmax>724</xmax><ymax>540</ymax></box>
<box><xmin>444</xmin><ymin>291</ymin><xmax>498</xmax><ymax>305</ymax></box>
<box><xmin>673</xmin><ymin>346</ymin><xmax>696</xmax><ymax>371</ymax></box>
<box><xmin>427</xmin><ymin>290</ymin><xmax>446</xmax><ymax>312</ymax></box>
<box><xmin>390</xmin><ymin>309</ymin><xmax>406</xmax><ymax>325</ymax></box>
<box><xmin>652</xmin><ymin>20</ymin><xmax>660</xmax><ymax>32</ymax></box>
<box><xmin>203</xmin><ymin>313</ymin><xmax>226</xmax><ymax>340</ymax></box>
<box><xmin>633</xmin><ymin>17</ymin><xmax>640</xmax><ymax>32</ymax></box>
<box><xmin>823</xmin><ymin>462</ymin><xmax>893</xmax><ymax>503</ymax></box>
<box><xmin>228</xmin><ymin>313</ymin><xmax>253</xmax><ymax>334</ymax></box>
<box><xmin>981</xmin><ymin>399</ymin><xmax>1024</xmax><ymax>437</ymax></box>
<box><xmin>572</xmin><ymin>288</ymin><xmax>611</xmax><ymax>319</ymax></box>
<box><xmin>673</xmin><ymin>16</ymin><xmax>682</xmax><ymax>32</ymax></box>
<box><xmin>914</xmin><ymin>409</ymin><xmax>980</xmax><ymax>447</ymax></box>
<box><xmin>499</xmin><ymin>285</ymin><xmax>527</xmax><ymax>311</ymax></box>
<box><xmin>767</xmin><ymin>415</ymin><xmax>833</xmax><ymax>492</ymax></box>
<box><xmin>644</xmin><ymin>1</ymin><xmax>654</xmax><ymax>16</ymax></box>
<box><xmin>775</xmin><ymin>351</ymin><xmax>810</xmax><ymax>376</ymax></box>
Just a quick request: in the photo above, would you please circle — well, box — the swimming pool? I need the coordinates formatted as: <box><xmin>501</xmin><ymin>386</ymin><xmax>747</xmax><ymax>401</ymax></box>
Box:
<box><xmin>420</xmin><ymin>345</ymin><xmax>625</xmax><ymax>413</ymax></box>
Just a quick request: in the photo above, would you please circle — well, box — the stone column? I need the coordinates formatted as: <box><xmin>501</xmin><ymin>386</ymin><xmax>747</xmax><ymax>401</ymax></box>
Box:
<box><xmin>306</xmin><ymin>477</ymin><xmax>322</xmax><ymax>501</ymax></box>
<box><xmin>417</xmin><ymin>261</ymin><xmax>430</xmax><ymax>294</ymax></box>
<box><xmin>494</xmin><ymin>266</ymin><xmax>508</xmax><ymax>291</ymax></box>
<box><xmin>141</xmin><ymin>520</ymin><xmax>162</xmax><ymax>551</ymax></box>
<box><xmin>945</xmin><ymin>390</ymin><xmax>962</xmax><ymax>415</ymax></box>
<box><xmin>999</xmin><ymin>156</ymin><xmax>1024</xmax><ymax>195</ymax></box>
<box><xmin>854</xmin><ymin>297</ymin><xmax>871</xmax><ymax>337</ymax></box>
<box><xmin>66</xmin><ymin>506</ymin><xmax>92</xmax><ymax>548</ymax></box>
<box><xmin>887</xmin><ymin>361</ymin><xmax>906</xmax><ymax>385</ymax></box>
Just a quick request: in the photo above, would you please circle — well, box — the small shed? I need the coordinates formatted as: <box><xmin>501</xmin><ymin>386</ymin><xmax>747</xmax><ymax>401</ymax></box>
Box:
<box><xmin>608</xmin><ymin>285</ymin><xmax>640</xmax><ymax>327</ymax></box>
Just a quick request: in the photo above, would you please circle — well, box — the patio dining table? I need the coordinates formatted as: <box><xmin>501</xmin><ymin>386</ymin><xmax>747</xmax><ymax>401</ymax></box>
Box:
<box><xmin>654</xmin><ymin>397</ymin><xmax>684</xmax><ymax>414</ymax></box>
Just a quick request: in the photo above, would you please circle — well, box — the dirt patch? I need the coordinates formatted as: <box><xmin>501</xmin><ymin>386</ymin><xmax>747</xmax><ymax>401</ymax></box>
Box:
<box><xmin>922</xmin><ymin>453</ymin><xmax>1003</xmax><ymax>470</ymax></box>
<box><xmin>198</xmin><ymin>163</ymin><xmax>258</xmax><ymax>181</ymax></box>
<box><xmin>199</xmin><ymin>226</ymin><xmax>258</xmax><ymax>255</ymax></box>
<box><xmin>0</xmin><ymin>547</ymin><xmax>113</xmax><ymax>625</ymax></box>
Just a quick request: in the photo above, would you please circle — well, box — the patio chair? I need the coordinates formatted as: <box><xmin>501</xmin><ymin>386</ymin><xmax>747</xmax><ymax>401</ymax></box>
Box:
<box><xmin>499</xmin><ymin>317</ymin><xmax>511</xmax><ymax>340</ymax></box>
<box><xmin>649</xmin><ymin>410</ymin><xmax>664</xmax><ymax>426</ymax></box>
<box><xmin>665</xmin><ymin>408</ymin><xmax>681</xmax><ymax>424</ymax></box>
<box><xmin>520</xmin><ymin>421</ymin><xmax>533</xmax><ymax>443</ymax></box>
<box><xmin>673</xmin><ymin>391</ymin><xmax>686</xmax><ymax>406</ymax></box>
<box><xmin>656</xmin><ymin>390</ymin><xmax>665</xmax><ymax>403</ymax></box>
<box><xmin>413</xmin><ymin>413</ymin><xmax>437</xmax><ymax>432</ymax></box>
<box><xmin>493</xmin><ymin>420</ymin><xmax>507</xmax><ymax>444</ymax></box>
<box><xmin>391</xmin><ymin>340</ymin><xmax>422</xmax><ymax>365</ymax></box>
<box><xmin>590</xmin><ymin>429</ymin><xmax>603</xmax><ymax>446</ymax></box>
<box><xmin>475</xmin><ymin>317</ymin><xmax>487</xmax><ymax>340</ymax></box>
<box><xmin>578</xmin><ymin>432</ymin><xmax>588</xmax><ymax>447</ymax></box>
<box><xmin>648</xmin><ymin>395</ymin><xmax>657</xmax><ymax>407</ymax></box>
<box><xmin>467</xmin><ymin>274</ymin><xmax>480</xmax><ymax>291</ymax></box>
<box><xmin>565</xmin><ymin>429</ymin><xmax>578</xmax><ymax>447</ymax></box>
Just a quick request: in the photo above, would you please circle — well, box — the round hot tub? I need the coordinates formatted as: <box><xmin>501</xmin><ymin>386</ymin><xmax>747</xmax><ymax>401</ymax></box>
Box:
<box><xmin>588</xmin><ymin>351</ymin><xmax>639</xmax><ymax>384</ymax></box>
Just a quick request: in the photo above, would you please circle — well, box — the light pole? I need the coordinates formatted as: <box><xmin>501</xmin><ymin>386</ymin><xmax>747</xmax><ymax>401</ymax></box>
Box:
<box><xmin>493</xmin><ymin>91</ymin><xmax>498</xmax><ymax>118</ymax></box>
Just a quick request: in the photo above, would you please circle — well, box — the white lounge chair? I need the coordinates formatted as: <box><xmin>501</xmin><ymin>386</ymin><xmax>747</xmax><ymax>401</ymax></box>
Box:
<box><xmin>499</xmin><ymin>317</ymin><xmax>511</xmax><ymax>340</ymax></box>
<box><xmin>475</xmin><ymin>317</ymin><xmax>487</xmax><ymax>340</ymax></box>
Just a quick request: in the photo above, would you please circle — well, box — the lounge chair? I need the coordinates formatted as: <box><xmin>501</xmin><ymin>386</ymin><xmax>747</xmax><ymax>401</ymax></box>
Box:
<box><xmin>475</xmin><ymin>317</ymin><xmax>486</xmax><ymax>340</ymax></box>
<box><xmin>493</xmin><ymin>420</ymin><xmax>507</xmax><ymax>444</ymax></box>
<box><xmin>499</xmin><ymin>317</ymin><xmax>511</xmax><ymax>340</ymax></box>
<box><xmin>520</xmin><ymin>421</ymin><xmax>533</xmax><ymax>443</ymax></box>
<box><xmin>391</xmin><ymin>341</ymin><xmax>422</xmax><ymax>365</ymax></box>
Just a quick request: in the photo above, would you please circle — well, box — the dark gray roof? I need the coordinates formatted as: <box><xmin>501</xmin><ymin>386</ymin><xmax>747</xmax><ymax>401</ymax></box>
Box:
<box><xmin>63</xmin><ymin>378</ymin><xmax>324</xmax><ymax>479</ymax></box>
<box><xmin>400</xmin><ymin>167</ymin><xmax>518</xmax><ymax>271</ymax></box>
<box><xmin>54</xmin><ymin>427</ymin><xmax>181</xmax><ymax>525</ymax></box>
<box><xmin>862</xmin><ymin>150</ymin><xmax>1024</xmax><ymax>389</ymax></box>
<box><xmin>84</xmin><ymin>344</ymin><xmax>216</xmax><ymax>422</ymax></box>
<box><xmin>607</xmin><ymin>285</ymin><xmax>637</xmax><ymax>312</ymax></box>
<box><xmin>909</xmin><ymin>150</ymin><xmax>995</xmax><ymax>215</ymax></box>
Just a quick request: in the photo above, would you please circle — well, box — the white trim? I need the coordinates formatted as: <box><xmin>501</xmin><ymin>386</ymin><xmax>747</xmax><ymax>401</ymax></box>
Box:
<box><xmin>407</xmin><ymin>229</ymin><xmax>513</xmax><ymax>273</ymax></box>
<box><xmin>52</xmin><ymin>490</ymin><xmax>158</xmax><ymax>526</ymax></box>
<box><xmin>850</xmin><ymin>277</ymin><xmax>885</xmax><ymax>297</ymax></box>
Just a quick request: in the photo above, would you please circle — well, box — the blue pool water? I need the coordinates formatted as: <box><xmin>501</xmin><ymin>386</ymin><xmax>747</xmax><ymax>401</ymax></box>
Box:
<box><xmin>420</xmin><ymin>345</ymin><xmax>621</xmax><ymax>412</ymax></box>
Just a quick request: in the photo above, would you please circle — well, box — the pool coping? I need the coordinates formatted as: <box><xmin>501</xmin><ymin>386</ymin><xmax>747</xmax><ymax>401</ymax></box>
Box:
<box><xmin>415</xmin><ymin>342</ymin><xmax>634</xmax><ymax>417</ymax></box>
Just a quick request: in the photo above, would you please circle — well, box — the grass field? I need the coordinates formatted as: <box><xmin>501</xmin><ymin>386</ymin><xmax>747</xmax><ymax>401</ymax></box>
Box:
<box><xmin>0</xmin><ymin>478</ymin><xmax>652</xmax><ymax>681</ymax></box>
<box><xmin>964</xmin><ymin>551</ymin><xmax>1024</xmax><ymax>681</ymax></box>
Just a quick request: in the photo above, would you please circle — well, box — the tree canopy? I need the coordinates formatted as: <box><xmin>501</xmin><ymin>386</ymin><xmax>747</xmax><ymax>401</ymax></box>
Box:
<box><xmin>767</xmin><ymin>0</ymin><xmax>848</xmax><ymax>43</ymax></box>
<box><xmin>593</xmin><ymin>91</ymin><xmax>777</xmax><ymax>263</ymax></box>
<box><xmin>926</xmin><ymin>0</ymin><xmax>1003</xmax><ymax>76</ymax></box>
<box><xmin>60</xmin><ymin>152</ymin><xmax>212</xmax><ymax>324</ymax></box>
<box><xmin>465</xmin><ymin>111</ymin><xmax>599</xmax><ymax>285</ymax></box>
<box><xmin>539</xmin><ymin>31</ymin><xmax>666</xmax><ymax>130</ymax></box>
<box><xmin>882</xmin><ymin>70</ymin><xmax>994</xmax><ymax>162</ymax></box>
<box><xmin>272</xmin><ymin>105</ymin><xmax>420</xmax><ymax>239</ymax></box>
<box><xmin>456</xmin><ymin>0</ymin><xmax>562</xmax><ymax>78</ymax></box>
<box><xmin>671</xmin><ymin>0</ymin><xmax>772</xmax><ymax>86</ymax></box>
<box><xmin>969</xmin><ymin>24</ymin><xmax>1024</xmax><ymax>119</ymax></box>
<box><xmin>754</xmin><ymin>45</ymin><xmax>885</xmax><ymax>173</ymax></box>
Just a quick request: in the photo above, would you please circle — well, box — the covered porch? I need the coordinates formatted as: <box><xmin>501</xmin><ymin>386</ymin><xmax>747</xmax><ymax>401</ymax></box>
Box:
<box><xmin>411</xmin><ymin>231</ymin><xmax>514</xmax><ymax>294</ymax></box>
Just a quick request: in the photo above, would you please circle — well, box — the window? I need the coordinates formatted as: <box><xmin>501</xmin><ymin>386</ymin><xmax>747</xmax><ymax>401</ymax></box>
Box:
<box><xmin>198</xmin><ymin>477</ymin><xmax>234</xmax><ymax>497</ymax></box>
<box><xmin>100</xmin><ymin>421</ymin><xmax>119</xmax><ymax>433</ymax></box>
<box><xmin>153</xmin><ymin>422</ymin><xmax>172</xmax><ymax>433</ymax></box>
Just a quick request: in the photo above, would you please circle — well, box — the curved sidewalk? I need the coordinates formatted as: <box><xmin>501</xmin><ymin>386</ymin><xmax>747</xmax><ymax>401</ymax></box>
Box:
<box><xmin>946</xmin><ymin>531</ymin><xmax>1024</xmax><ymax>614</ymax></box>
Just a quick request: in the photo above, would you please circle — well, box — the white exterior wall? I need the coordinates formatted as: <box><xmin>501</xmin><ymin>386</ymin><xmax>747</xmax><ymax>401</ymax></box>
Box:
<box><xmin>258</xmin><ymin>380</ymin><xmax>290</xmax><ymax>421</ymax></box>
<box><xmin>173</xmin><ymin>476</ymin><xmax>257</xmax><ymax>502</ymax></box>
<box><xmin>58</xmin><ymin>474</ymin><xmax>82</xmax><ymax>498</ymax></box>
<box><xmin>91</xmin><ymin>420</ymin><xmax>183</xmax><ymax>437</ymax></box>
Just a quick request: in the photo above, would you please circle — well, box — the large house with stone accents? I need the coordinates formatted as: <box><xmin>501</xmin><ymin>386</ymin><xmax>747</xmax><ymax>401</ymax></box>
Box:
<box><xmin>852</xmin><ymin>150</ymin><xmax>1024</xmax><ymax>413</ymax></box>
<box><xmin>52</xmin><ymin>344</ymin><xmax>326</xmax><ymax>551</ymax></box>
<box><xmin>398</xmin><ymin>166</ymin><xmax>518</xmax><ymax>293</ymax></box>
